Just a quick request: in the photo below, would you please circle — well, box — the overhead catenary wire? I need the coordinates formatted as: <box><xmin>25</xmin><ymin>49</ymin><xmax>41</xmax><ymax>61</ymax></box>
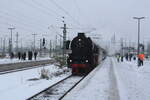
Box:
<box><xmin>48</xmin><ymin>0</ymin><xmax>95</xmax><ymax>33</ymax></box>
<box><xmin>0</xmin><ymin>9</ymin><xmax>47</xmax><ymax>27</ymax></box>
<box><xmin>31</xmin><ymin>0</ymin><xmax>62</xmax><ymax>17</ymax></box>
<box><xmin>16</xmin><ymin>0</ymin><xmax>87</xmax><ymax>32</ymax></box>
<box><xmin>0</xmin><ymin>19</ymin><xmax>42</xmax><ymax>34</ymax></box>
<box><xmin>0</xmin><ymin>10</ymin><xmax>47</xmax><ymax>31</ymax></box>
<box><xmin>72</xmin><ymin>0</ymin><xmax>94</xmax><ymax>28</ymax></box>
<box><xmin>20</xmin><ymin>0</ymin><xmax>62</xmax><ymax>22</ymax></box>
<box><xmin>1</xmin><ymin>8</ymin><xmax>49</xmax><ymax>27</ymax></box>
<box><xmin>0</xmin><ymin>13</ymin><xmax>46</xmax><ymax>33</ymax></box>
<box><xmin>0</xmin><ymin>6</ymin><xmax>52</xmax><ymax>33</ymax></box>
<box><xmin>0</xmin><ymin>0</ymin><xmax>95</xmax><ymax>37</ymax></box>
<box><xmin>47</xmin><ymin>0</ymin><xmax>82</xmax><ymax>27</ymax></box>
<box><xmin>0</xmin><ymin>14</ymin><xmax>46</xmax><ymax>32</ymax></box>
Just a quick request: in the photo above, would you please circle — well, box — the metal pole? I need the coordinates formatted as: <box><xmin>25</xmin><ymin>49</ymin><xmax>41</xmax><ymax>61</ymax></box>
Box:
<box><xmin>137</xmin><ymin>19</ymin><xmax>140</xmax><ymax>56</ymax></box>
<box><xmin>49</xmin><ymin>40</ymin><xmax>52</xmax><ymax>57</ymax></box>
<box><xmin>0</xmin><ymin>37</ymin><xmax>2</xmax><ymax>49</ymax></box>
<box><xmin>8</xmin><ymin>27</ymin><xmax>15</xmax><ymax>54</ymax></box>
<box><xmin>21</xmin><ymin>39</ymin><xmax>22</xmax><ymax>51</ymax></box>
<box><xmin>60</xmin><ymin>35</ymin><xmax>62</xmax><ymax>55</ymax></box>
<box><xmin>40</xmin><ymin>39</ymin><xmax>42</xmax><ymax>57</ymax></box>
<box><xmin>2</xmin><ymin>38</ymin><xmax>6</xmax><ymax>56</ymax></box>
<box><xmin>121</xmin><ymin>38</ymin><xmax>123</xmax><ymax>56</ymax></box>
<box><xmin>55</xmin><ymin>35</ymin><xmax>58</xmax><ymax>56</ymax></box>
<box><xmin>16</xmin><ymin>32</ymin><xmax>19</xmax><ymax>53</ymax></box>
<box><xmin>63</xmin><ymin>23</ymin><xmax>67</xmax><ymax>56</ymax></box>
<box><xmin>34</xmin><ymin>35</ymin><xmax>35</xmax><ymax>51</ymax></box>
<box><xmin>133</xmin><ymin>17</ymin><xmax>145</xmax><ymax>66</ymax></box>
<box><xmin>32</xmin><ymin>34</ymin><xmax>37</xmax><ymax>51</ymax></box>
<box><xmin>61</xmin><ymin>17</ymin><xmax>67</xmax><ymax>64</ymax></box>
<box><xmin>58</xmin><ymin>34</ymin><xmax>63</xmax><ymax>56</ymax></box>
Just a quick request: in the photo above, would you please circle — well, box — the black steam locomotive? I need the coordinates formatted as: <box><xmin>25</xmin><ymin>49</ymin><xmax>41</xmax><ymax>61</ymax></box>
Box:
<box><xmin>66</xmin><ymin>33</ymin><xmax>100</xmax><ymax>75</ymax></box>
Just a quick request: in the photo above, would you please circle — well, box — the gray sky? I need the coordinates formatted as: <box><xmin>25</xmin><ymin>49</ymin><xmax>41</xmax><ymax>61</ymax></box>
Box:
<box><xmin>0</xmin><ymin>0</ymin><xmax>150</xmax><ymax>48</ymax></box>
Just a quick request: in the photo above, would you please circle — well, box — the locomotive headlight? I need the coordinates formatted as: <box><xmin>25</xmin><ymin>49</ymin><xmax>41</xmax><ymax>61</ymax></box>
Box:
<box><xmin>70</xmin><ymin>60</ymin><xmax>72</xmax><ymax>62</ymax></box>
<box><xmin>85</xmin><ymin>60</ymin><xmax>88</xmax><ymax>62</ymax></box>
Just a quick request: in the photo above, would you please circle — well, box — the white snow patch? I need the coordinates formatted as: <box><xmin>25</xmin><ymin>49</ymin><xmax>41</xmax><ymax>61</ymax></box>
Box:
<box><xmin>0</xmin><ymin>57</ymin><xmax>51</xmax><ymax>64</ymax></box>
<box><xmin>112</xmin><ymin>58</ymin><xmax>150</xmax><ymax>100</ymax></box>
<box><xmin>0</xmin><ymin>64</ymin><xmax>71</xmax><ymax>100</ymax></box>
<box><xmin>63</xmin><ymin>58</ymin><xmax>112</xmax><ymax>100</ymax></box>
<box><xmin>63</xmin><ymin>57</ymin><xmax>150</xmax><ymax>100</ymax></box>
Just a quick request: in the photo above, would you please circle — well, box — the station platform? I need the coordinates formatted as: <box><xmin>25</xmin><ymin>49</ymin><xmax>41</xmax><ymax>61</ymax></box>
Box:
<box><xmin>63</xmin><ymin>57</ymin><xmax>150</xmax><ymax>100</ymax></box>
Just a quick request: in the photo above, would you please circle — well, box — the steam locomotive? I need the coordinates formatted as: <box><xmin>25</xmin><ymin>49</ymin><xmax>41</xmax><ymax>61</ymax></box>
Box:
<box><xmin>66</xmin><ymin>33</ymin><xmax>100</xmax><ymax>75</ymax></box>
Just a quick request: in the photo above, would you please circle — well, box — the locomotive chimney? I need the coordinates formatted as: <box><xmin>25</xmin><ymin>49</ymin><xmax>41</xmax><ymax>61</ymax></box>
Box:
<box><xmin>78</xmin><ymin>33</ymin><xmax>85</xmax><ymax>37</ymax></box>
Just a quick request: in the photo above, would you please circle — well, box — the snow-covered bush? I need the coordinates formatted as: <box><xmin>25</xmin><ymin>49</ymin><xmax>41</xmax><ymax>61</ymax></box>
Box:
<box><xmin>40</xmin><ymin>67</ymin><xmax>50</xmax><ymax>80</ymax></box>
<box><xmin>54</xmin><ymin>56</ymin><xmax>66</xmax><ymax>67</ymax></box>
<box><xmin>39</xmin><ymin>66</ymin><xmax>70</xmax><ymax>80</ymax></box>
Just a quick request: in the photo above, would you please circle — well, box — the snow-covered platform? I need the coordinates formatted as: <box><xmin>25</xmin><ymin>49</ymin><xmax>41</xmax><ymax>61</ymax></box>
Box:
<box><xmin>63</xmin><ymin>57</ymin><xmax>150</xmax><ymax>100</ymax></box>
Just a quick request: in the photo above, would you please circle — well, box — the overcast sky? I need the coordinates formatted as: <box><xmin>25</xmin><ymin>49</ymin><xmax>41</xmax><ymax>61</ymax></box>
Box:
<box><xmin>0</xmin><ymin>0</ymin><xmax>150</xmax><ymax>48</ymax></box>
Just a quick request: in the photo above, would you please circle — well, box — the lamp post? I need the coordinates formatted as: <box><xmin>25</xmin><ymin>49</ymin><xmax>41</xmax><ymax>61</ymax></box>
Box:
<box><xmin>133</xmin><ymin>17</ymin><xmax>145</xmax><ymax>66</ymax></box>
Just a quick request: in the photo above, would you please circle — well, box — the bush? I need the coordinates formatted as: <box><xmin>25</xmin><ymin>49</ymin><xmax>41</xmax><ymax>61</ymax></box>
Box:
<box><xmin>54</xmin><ymin>56</ymin><xmax>66</xmax><ymax>67</ymax></box>
<box><xmin>40</xmin><ymin>68</ymin><xmax>50</xmax><ymax>80</ymax></box>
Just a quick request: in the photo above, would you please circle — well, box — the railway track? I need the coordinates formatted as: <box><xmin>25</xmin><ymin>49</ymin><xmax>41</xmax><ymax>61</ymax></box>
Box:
<box><xmin>0</xmin><ymin>59</ymin><xmax>55</xmax><ymax>75</ymax></box>
<box><xmin>27</xmin><ymin>75</ymin><xmax>85</xmax><ymax>100</ymax></box>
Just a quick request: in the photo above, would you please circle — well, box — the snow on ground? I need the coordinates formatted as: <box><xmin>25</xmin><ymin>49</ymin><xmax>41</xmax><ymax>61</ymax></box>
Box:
<box><xmin>63</xmin><ymin>58</ymin><xmax>113</xmax><ymax>100</ymax></box>
<box><xmin>63</xmin><ymin>57</ymin><xmax>150</xmax><ymax>100</ymax></box>
<box><xmin>1</xmin><ymin>57</ymin><xmax>150</xmax><ymax>100</ymax></box>
<box><xmin>112</xmin><ymin>58</ymin><xmax>150</xmax><ymax>100</ymax></box>
<box><xmin>0</xmin><ymin>64</ymin><xmax>71</xmax><ymax>100</ymax></box>
<box><xmin>0</xmin><ymin>56</ymin><xmax>51</xmax><ymax>64</ymax></box>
